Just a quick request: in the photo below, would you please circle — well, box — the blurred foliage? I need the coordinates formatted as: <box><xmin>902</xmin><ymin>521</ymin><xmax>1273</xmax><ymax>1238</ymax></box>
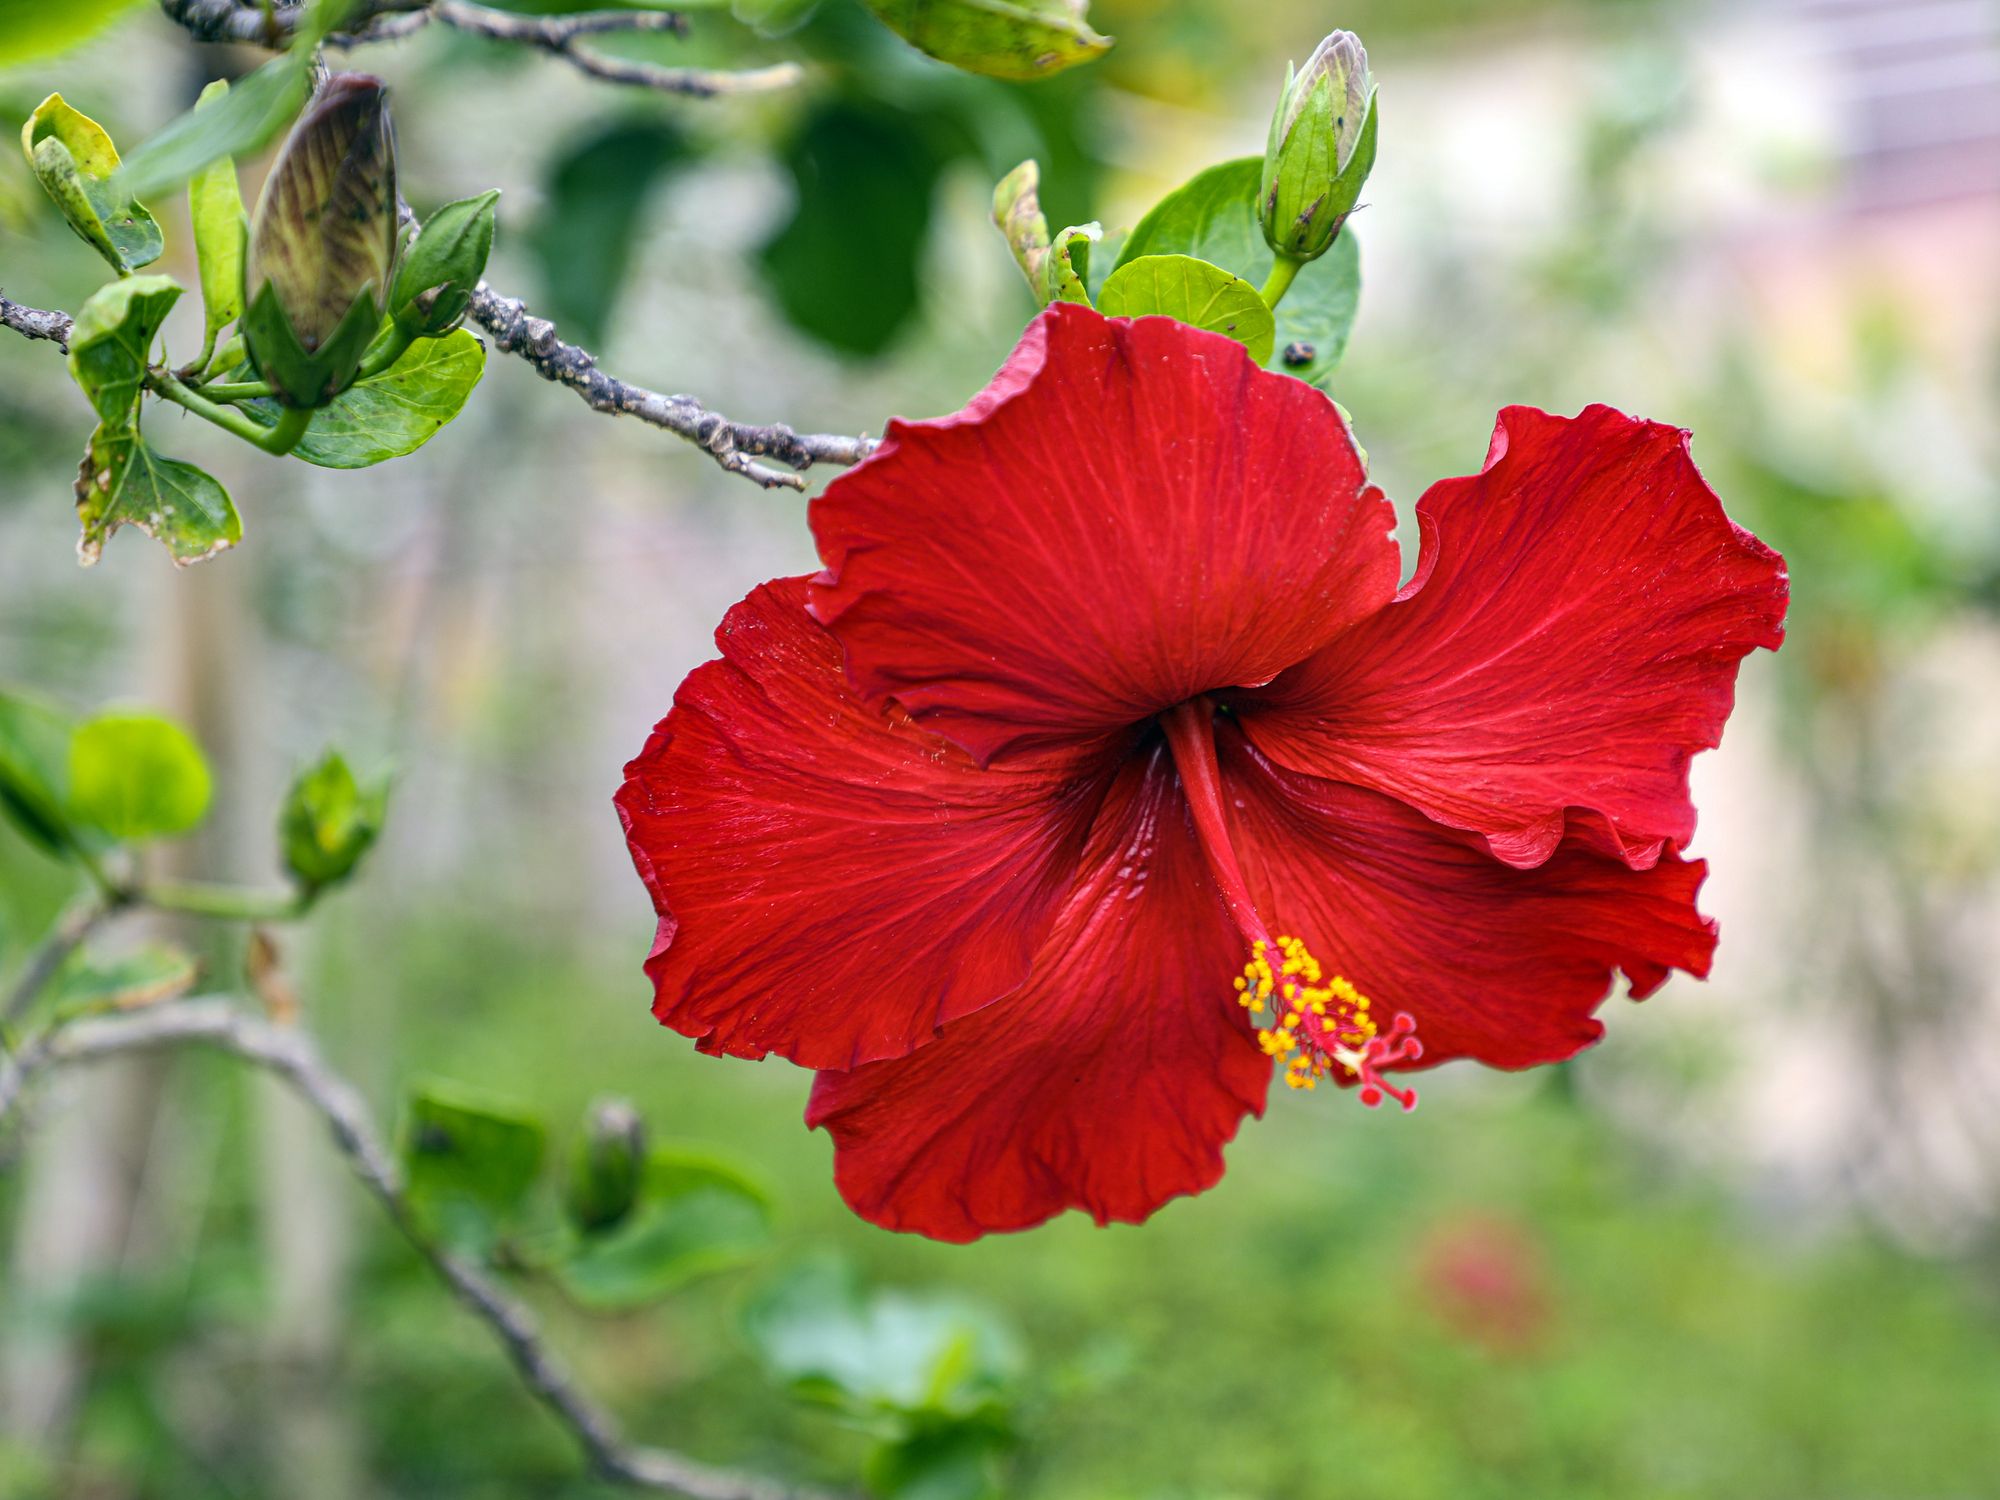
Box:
<box><xmin>0</xmin><ymin>0</ymin><xmax>144</xmax><ymax>69</ymax></box>
<box><xmin>760</xmin><ymin>98</ymin><xmax>945</xmax><ymax>355</ymax></box>
<box><xmin>532</xmin><ymin>119</ymin><xmax>691</xmax><ymax>348</ymax></box>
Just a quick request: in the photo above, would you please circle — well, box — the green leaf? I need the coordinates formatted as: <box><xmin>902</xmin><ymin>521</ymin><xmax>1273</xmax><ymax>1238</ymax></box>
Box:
<box><xmin>279</xmin><ymin>751</ymin><xmax>388</xmax><ymax>894</ymax></box>
<box><xmin>1097</xmin><ymin>253</ymin><xmax>1274</xmax><ymax>363</ymax></box>
<box><xmin>1115</xmin><ymin>156</ymin><xmax>1360</xmax><ymax>387</ymax></box>
<box><xmin>67</xmin><ymin>274</ymin><xmax>181</xmax><ymax>424</ymax></box>
<box><xmin>744</xmin><ymin>1261</ymin><xmax>1023</xmax><ymax>1420</ymax></box>
<box><xmin>400</xmin><ymin>1083</ymin><xmax>546</xmax><ymax>1258</ymax></box>
<box><xmin>73</xmin><ymin>422</ymin><xmax>242</xmax><ymax>567</ymax></box>
<box><xmin>0</xmin><ymin>690</ymin><xmax>78</xmax><ymax>859</ymax></box>
<box><xmin>859</xmin><ymin>0</ymin><xmax>1111</xmax><ymax>81</ymax></box>
<box><xmin>760</xmin><ymin>102</ymin><xmax>941</xmax><ymax>358</ymax></box>
<box><xmin>392</xmin><ymin>189</ymin><xmax>499</xmax><ymax>336</ymax></box>
<box><xmin>66</xmin><ymin>712</ymin><xmax>212</xmax><ymax>843</ymax></box>
<box><xmin>531</xmin><ymin>121</ymin><xmax>688</xmax><ymax>349</ymax></box>
<box><xmin>867</xmin><ymin>1426</ymin><xmax>1012</xmax><ymax>1500</ymax></box>
<box><xmin>112</xmin><ymin>53</ymin><xmax>311</xmax><ymax>205</ymax></box>
<box><xmin>188</xmin><ymin>80</ymin><xmax>247</xmax><ymax>355</ymax></box>
<box><xmin>49</xmin><ymin>943</ymin><xmax>198</xmax><ymax>1016</ymax></box>
<box><xmin>0</xmin><ymin>0</ymin><xmax>145</xmax><ymax>66</ymax></box>
<box><xmin>21</xmin><ymin>95</ymin><xmax>163</xmax><ymax>273</ymax></box>
<box><xmin>236</xmin><ymin>330</ymin><xmax>486</xmax><ymax>468</ymax></box>
<box><xmin>554</xmin><ymin>1147</ymin><xmax>773</xmax><ymax>1311</ymax></box>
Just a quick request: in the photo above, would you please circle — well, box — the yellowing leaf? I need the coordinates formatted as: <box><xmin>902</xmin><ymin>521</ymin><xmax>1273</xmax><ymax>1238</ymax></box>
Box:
<box><xmin>188</xmin><ymin>80</ymin><xmax>247</xmax><ymax>353</ymax></box>
<box><xmin>860</xmin><ymin>0</ymin><xmax>1110</xmax><ymax>81</ymax></box>
<box><xmin>73</xmin><ymin>423</ymin><xmax>242</xmax><ymax>568</ymax></box>
<box><xmin>21</xmin><ymin>94</ymin><xmax>163</xmax><ymax>272</ymax></box>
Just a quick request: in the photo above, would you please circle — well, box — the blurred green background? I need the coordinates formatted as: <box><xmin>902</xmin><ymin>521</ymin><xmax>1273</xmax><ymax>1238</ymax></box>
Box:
<box><xmin>4</xmin><ymin>0</ymin><xmax>1999</xmax><ymax>1496</ymax></box>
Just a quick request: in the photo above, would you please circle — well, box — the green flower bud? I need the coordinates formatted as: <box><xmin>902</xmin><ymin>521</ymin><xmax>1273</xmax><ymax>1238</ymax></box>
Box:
<box><xmin>278</xmin><ymin>750</ymin><xmax>388</xmax><ymax>898</ymax></box>
<box><xmin>243</xmin><ymin>74</ymin><xmax>398</xmax><ymax>406</ymax></box>
<box><xmin>564</xmin><ymin>1099</ymin><xmax>647</xmax><ymax>1233</ymax></box>
<box><xmin>1259</xmin><ymin>31</ymin><xmax>1377</xmax><ymax>263</ymax></box>
<box><xmin>391</xmin><ymin>189</ymin><xmax>499</xmax><ymax>338</ymax></box>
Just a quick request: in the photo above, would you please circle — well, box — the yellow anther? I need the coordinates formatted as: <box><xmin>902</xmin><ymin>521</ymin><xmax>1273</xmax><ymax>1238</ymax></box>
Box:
<box><xmin>1229</xmin><ymin>930</ymin><xmax>1380</xmax><ymax>1090</ymax></box>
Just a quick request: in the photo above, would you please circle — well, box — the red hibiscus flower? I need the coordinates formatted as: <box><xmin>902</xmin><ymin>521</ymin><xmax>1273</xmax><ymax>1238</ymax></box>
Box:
<box><xmin>616</xmin><ymin>303</ymin><xmax>1787</xmax><ymax>1243</ymax></box>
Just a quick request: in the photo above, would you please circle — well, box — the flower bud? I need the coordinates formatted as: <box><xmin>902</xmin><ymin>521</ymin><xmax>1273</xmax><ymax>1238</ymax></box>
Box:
<box><xmin>1259</xmin><ymin>31</ymin><xmax>1377</xmax><ymax>263</ymax></box>
<box><xmin>243</xmin><ymin>74</ymin><xmax>398</xmax><ymax>406</ymax></box>
<box><xmin>278</xmin><ymin>750</ymin><xmax>388</xmax><ymax>897</ymax></box>
<box><xmin>391</xmin><ymin>189</ymin><xmax>499</xmax><ymax>338</ymax></box>
<box><xmin>564</xmin><ymin>1099</ymin><xmax>647</xmax><ymax>1233</ymax></box>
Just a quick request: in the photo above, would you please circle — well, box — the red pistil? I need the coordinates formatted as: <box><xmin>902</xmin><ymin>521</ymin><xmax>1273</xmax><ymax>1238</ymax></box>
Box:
<box><xmin>1161</xmin><ymin>699</ymin><xmax>1420</xmax><ymax>1109</ymax></box>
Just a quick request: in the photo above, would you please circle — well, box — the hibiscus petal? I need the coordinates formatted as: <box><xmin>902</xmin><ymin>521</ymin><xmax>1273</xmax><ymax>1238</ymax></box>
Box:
<box><xmin>1236</xmin><ymin>405</ymin><xmax>1788</xmax><ymax>868</ymax></box>
<box><xmin>806</xmin><ymin>742</ymin><xmax>1271</xmax><ymax>1241</ymax></box>
<box><xmin>1219</xmin><ymin>726</ymin><xmax>1717</xmax><ymax>1072</ymax></box>
<box><xmin>616</xmin><ymin>577</ymin><xmax>1114</xmax><ymax>1071</ymax></box>
<box><xmin>810</xmin><ymin>302</ymin><xmax>1400</xmax><ymax>766</ymax></box>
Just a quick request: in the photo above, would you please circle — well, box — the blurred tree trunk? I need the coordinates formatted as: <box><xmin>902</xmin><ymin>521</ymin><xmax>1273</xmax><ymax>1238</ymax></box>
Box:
<box><xmin>183</xmin><ymin>556</ymin><xmax>364</xmax><ymax>1500</ymax></box>
<box><xmin>3</xmin><ymin>551</ymin><xmax>361</xmax><ymax>1495</ymax></box>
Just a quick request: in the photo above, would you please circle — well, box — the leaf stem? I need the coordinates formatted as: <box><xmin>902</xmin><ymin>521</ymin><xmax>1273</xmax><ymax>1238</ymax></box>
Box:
<box><xmin>353</xmin><ymin>325</ymin><xmax>415</xmax><ymax>383</ymax></box>
<box><xmin>200</xmin><ymin>379</ymin><xmax>276</xmax><ymax>401</ymax></box>
<box><xmin>1260</xmin><ymin>252</ymin><xmax>1304</xmax><ymax>311</ymax></box>
<box><xmin>187</xmin><ymin>327</ymin><xmax>220</xmax><ymax>381</ymax></box>
<box><xmin>144</xmin><ymin>878</ymin><xmax>309</xmax><ymax>922</ymax></box>
<box><xmin>149</xmin><ymin>370</ymin><xmax>313</xmax><ymax>455</ymax></box>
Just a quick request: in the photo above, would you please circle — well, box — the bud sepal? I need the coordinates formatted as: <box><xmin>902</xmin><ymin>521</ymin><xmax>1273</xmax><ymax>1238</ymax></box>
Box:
<box><xmin>391</xmin><ymin>189</ymin><xmax>500</xmax><ymax>339</ymax></box>
<box><xmin>241</xmin><ymin>278</ymin><xmax>383</xmax><ymax>409</ymax></box>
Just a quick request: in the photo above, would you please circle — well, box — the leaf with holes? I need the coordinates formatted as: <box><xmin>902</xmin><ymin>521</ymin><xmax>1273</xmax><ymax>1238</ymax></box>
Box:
<box><xmin>73</xmin><ymin>423</ymin><xmax>241</xmax><ymax>568</ymax></box>
<box><xmin>1097</xmin><ymin>254</ymin><xmax>1274</xmax><ymax>363</ymax></box>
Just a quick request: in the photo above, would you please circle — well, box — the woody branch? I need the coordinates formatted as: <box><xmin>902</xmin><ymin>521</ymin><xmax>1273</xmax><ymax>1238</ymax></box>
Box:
<box><xmin>157</xmin><ymin>0</ymin><xmax>805</xmax><ymax>99</ymax></box>
<box><xmin>0</xmin><ymin>994</ymin><xmax>849</xmax><ymax>1500</ymax></box>
<box><xmin>0</xmin><ymin>290</ymin><xmax>878</xmax><ymax>491</ymax></box>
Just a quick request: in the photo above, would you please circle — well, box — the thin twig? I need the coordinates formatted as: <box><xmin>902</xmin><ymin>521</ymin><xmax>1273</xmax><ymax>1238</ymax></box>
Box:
<box><xmin>428</xmin><ymin>2</ymin><xmax>802</xmax><ymax>99</ymax></box>
<box><xmin>159</xmin><ymin>0</ymin><xmax>424</xmax><ymax>45</ymax></box>
<box><xmin>0</xmin><ymin>294</ymin><xmax>74</xmax><ymax>354</ymax></box>
<box><xmin>466</xmin><ymin>286</ymin><xmax>879</xmax><ymax>491</ymax></box>
<box><xmin>157</xmin><ymin>0</ymin><xmax>804</xmax><ymax>98</ymax></box>
<box><xmin>0</xmin><ymin>998</ymin><xmax>846</xmax><ymax>1500</ymax></box>
<box><xmin>1</xmin><ymin>898</ymin><xmax>120</xmax><ymax>1027</ymax></box>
